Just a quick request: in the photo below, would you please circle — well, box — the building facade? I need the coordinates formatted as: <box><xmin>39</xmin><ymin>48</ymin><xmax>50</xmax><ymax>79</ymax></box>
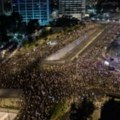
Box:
<box><xmin>11</xmin><ymin>0</ymin><xmax>50</xmax><ymax>26</ymax></box>
<box><xmin>59</xmin><ymin>0</ymin><xmax>86</xmax><ymax>20</ymax></box>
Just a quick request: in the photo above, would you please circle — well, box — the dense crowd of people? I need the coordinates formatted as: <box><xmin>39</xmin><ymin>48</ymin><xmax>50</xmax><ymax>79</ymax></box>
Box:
<box><xmin>0</xmin><ymin>22</ymin><xmax>120</xmax><ymax>120</ymax></box>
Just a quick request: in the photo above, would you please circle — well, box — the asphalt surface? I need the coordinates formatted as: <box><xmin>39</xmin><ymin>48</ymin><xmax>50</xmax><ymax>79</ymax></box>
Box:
<box><xmin>45</xmin><ymin>30</ymin><xmax>93</xmax><ymax>61</ymax></box>
<box><xmin>43</xmin><ymin>25</ymin><xmax>107</xmax><ymax>64</ymax></box>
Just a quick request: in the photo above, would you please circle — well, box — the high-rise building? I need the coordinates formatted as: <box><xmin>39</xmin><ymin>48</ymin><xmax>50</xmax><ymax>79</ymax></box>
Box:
<box><xmin>11</xmin><ymin>0</ymin><xmax>50</xmax><ymax>26</ymax></box>
<box><xmin>59</xmin><ymin>0</ymin><xmax>86</xmax><ymax>20</ymax></box>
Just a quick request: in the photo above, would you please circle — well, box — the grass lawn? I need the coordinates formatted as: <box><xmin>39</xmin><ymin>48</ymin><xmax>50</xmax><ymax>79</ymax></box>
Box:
<box><xmin>0</xmin><ymin>98</ymin><xmax>23</xmax><ymax>110</ymax></box>
<box><xmin>50</xmin><ymin>98</ymin><xmax>73</xmax><ymax>120</ymax></box>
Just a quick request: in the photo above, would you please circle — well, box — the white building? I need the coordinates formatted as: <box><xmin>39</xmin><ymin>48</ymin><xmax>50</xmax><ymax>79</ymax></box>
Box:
<box><xmin>59</xmin><ymin>0</ymin><xmax>86</xmax><ymax>20</ymax></box>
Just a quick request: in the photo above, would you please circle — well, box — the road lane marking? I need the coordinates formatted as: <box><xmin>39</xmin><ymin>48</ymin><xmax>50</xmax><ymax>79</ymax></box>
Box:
<box><xmin>71</xmin><ymin>30</ymin><xmax>104</xmax><ymax>61</ymax></box>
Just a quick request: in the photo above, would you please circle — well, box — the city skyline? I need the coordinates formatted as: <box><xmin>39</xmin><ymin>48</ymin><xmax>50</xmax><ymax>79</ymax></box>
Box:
<box><xmin>0</xmin><ymin>0</ymin><xmax>86</xmax><ymax>25</ymax></box>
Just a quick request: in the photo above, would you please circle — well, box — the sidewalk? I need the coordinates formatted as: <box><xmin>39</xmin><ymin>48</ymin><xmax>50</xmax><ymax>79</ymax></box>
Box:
<box><xmin>0</xmin><ymin>108</ymin><xmax>19</xmax><ymax>113</ymax></box>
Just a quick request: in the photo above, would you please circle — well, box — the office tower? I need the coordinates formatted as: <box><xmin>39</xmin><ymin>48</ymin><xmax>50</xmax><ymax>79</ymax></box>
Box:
<box><xmin>59</xmin><ymin>0</ymin><xmax>86</xmax><ymax>20</ymax></box>
<box><xmin>12</xmin><ymin>0</ymin><xmax>50</xmax><ymax>26</ymax></box>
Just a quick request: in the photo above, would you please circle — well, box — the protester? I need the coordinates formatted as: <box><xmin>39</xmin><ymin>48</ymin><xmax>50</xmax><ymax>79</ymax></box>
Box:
<box><xmin>0</xmin><ymin>23</ymin><xmax>120</xmax><ymax>120</ymax></box>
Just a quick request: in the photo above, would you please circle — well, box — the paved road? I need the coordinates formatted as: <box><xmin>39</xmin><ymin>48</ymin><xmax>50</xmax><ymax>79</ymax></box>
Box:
<box><xmin>43</xmin><ymin>25</ymin><xmax>107</xmax><ymax>64</ymax></box>
<box><xmin>45</xmin><ymin>30</ymin><xmax>92</xmax><ymax>61</ymax></box>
